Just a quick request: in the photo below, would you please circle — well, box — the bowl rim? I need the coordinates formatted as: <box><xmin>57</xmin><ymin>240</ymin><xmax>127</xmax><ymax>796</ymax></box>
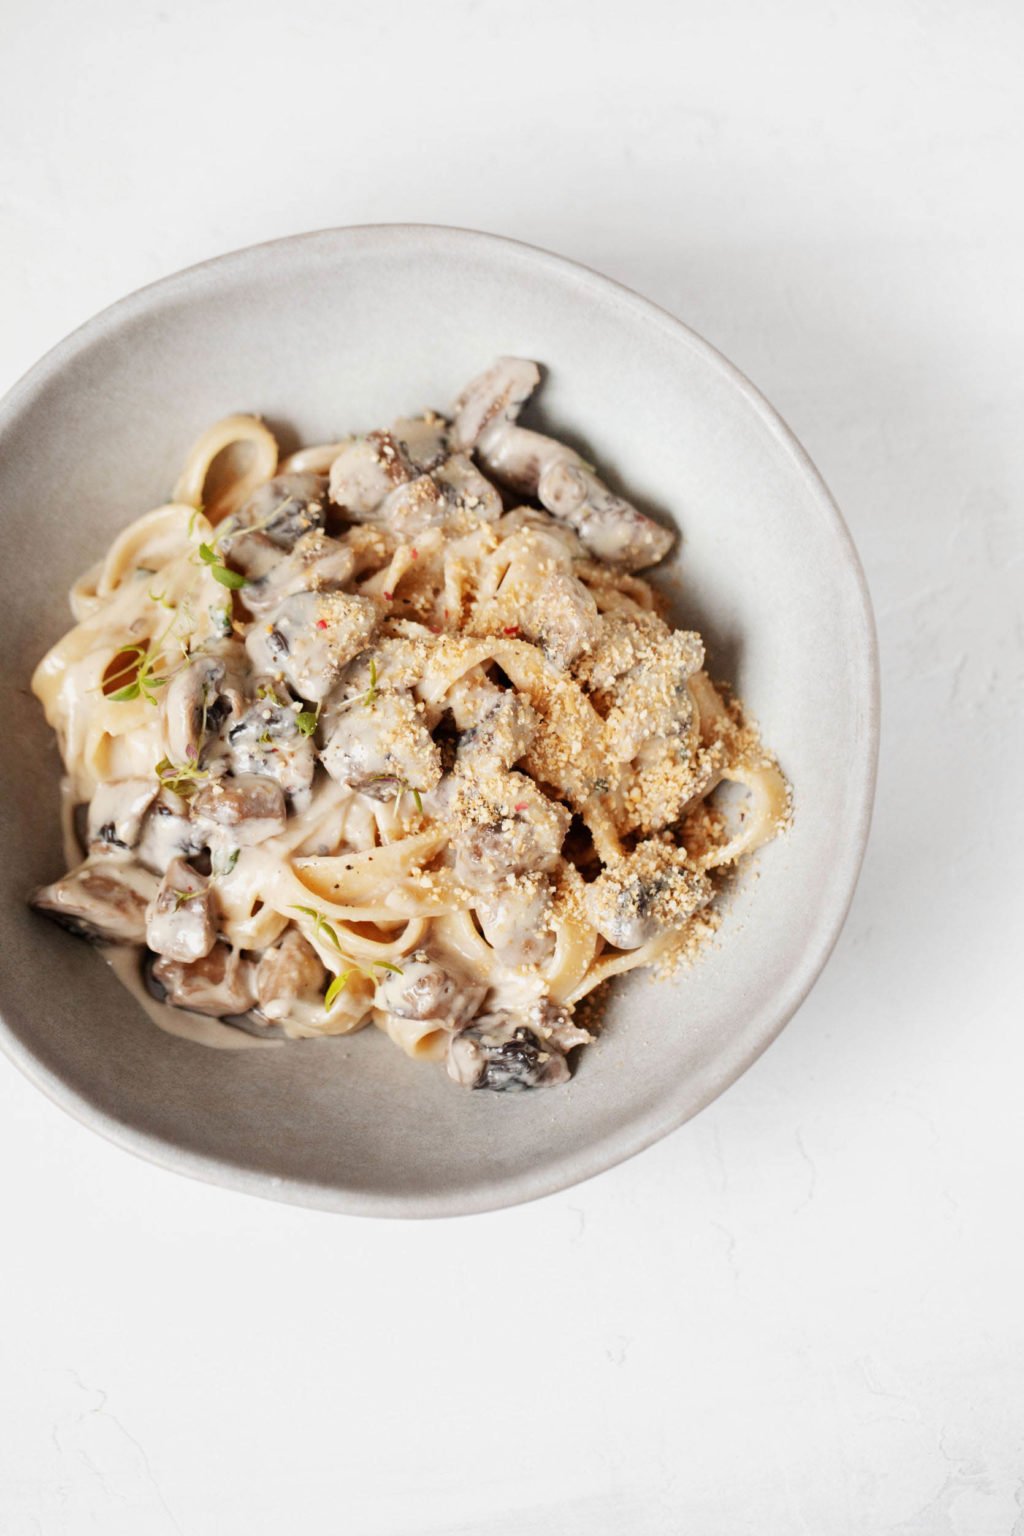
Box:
<box><xmin>0</xmin><ymin>223</ymin><xmax>880</xmax><ymax>1218</ymax></box>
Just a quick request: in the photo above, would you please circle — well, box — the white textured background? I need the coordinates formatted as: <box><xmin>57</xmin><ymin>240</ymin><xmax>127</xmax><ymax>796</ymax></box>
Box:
<box><xmin>2</xmin><ymin>2</ymin><xmax>1022</xmax><ymax>1532</ymax></box>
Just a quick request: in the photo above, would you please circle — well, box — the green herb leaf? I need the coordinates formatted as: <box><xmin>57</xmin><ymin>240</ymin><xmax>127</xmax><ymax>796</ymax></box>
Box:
<box><xmin>289</xmin><ymin>904</ymin><xmax>342</xmax><ymax>951</ymax></box>
<box><xmin>198</xmin><ymin>539</ymin><xmax>248</xmax><ymax>588</ymax></box>
<box><xmin>324</xmin><ymin>971</ymin><xmax>352</xmax><ymax>1011</ymax></box>
<box><xmin>106</xmin><ymin>639</ymin><xmax>170</xmax><ymax>706</ymax></box>
<box><xmin>295</xmin><ymin>709</ymin><xmax>319</xmax><ymax>738</ymax></box>
<box><xmin>367</xmin><ymin>775</ymin><xmax>424</xmax><ymax>815</ymax></box>
<box><xmin>363</xmin><ymin>656</ymin><xmax>378</xmax><ymax>708</ymax></box>
<box><xmin>374</xmin><ymin>961</ymin><xmax>404</xmax><ymax>975</ymax></box>
<box><xmin>211</xmin><ymin>847</ymin><xmax>240</xmax><ymax>878</ymax></box>
<box><xmin>171</xmin><ymin>888</ymin><xmax>203</xmax><ymax>910</ymax></box>
<box><xmin>155</xmin><ymin>755</ymin><xmax>212</xmax><ymax>797</ymax></box>
<box><xmin>211</xmin><ymin>564</ymin><xmax>249</xmax><ymax>590</ymax></box>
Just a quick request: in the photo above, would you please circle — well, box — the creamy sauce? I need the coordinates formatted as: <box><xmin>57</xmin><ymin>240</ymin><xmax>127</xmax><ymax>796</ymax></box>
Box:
<box><xmin>102</xmin><ymin>944</ymin><xmax>280</xmax><ymax>1051</ymax></box>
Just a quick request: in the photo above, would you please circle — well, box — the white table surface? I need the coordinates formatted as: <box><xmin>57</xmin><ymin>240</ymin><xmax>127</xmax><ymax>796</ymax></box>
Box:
<box><xmin>2</xmin><ymin>2</ymin><xmax>1022</xmax><ymax>1532</ymax></box>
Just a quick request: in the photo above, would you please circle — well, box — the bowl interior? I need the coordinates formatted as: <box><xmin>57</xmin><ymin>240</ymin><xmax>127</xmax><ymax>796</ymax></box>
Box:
<box><xmin>0</xmin><ymin>227</ymin><xmax>876</xmax><ymax>1215</ymax></box>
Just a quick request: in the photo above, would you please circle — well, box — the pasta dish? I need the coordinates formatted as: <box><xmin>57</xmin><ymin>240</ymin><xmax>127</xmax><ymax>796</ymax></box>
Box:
<box><xmin>30</xmin><ymin>358</ymin><xmax>789</xmax><ymax>1092</ymax></box>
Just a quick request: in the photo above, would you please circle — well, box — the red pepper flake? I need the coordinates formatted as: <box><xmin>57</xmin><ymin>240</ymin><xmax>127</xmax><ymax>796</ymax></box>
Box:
<box><xmin>382</xmin><ymin>591</ymin><xmax>393</xmax><ymax>601</ymax></box>
<box><xmin>316</xmin><ymin>618</ymin><xmax>328</xmax><ymax>630</ymax></box>
<box><xmin>410</xmin><ymin>548</ymin><xmax>419</xmax><ymax>559</ymax></box>
<box><xmin>428</xmin><ymin>625</ymin><xmax>441</xmax><ymax>634</ymax></box>
<box><xmin>514</xmin><ymin>802</ymin><xmax>529</xmax><ymax>812</ymax></box>
<box><xmin>502</xmin><ymin>625</ymin><xmax>520</xmax><ymax>637</ymax></box>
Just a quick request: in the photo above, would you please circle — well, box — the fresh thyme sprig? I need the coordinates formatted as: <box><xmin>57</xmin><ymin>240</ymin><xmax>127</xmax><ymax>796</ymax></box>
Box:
<box><xmin>289</xmin><ymin>905</ymin><xmax>404</xmax><ymax>1011</ymax></box>
<box><xmin>211</xmin><ymin>847</ymin><xmax>240</xmax><ymax>878</ymax></box>
<box><xmin>105</xmin><ymin>601</ymin><xmax>198</xmax><ymax>706</ymax></box>
<box><xmin>197</xmin><ymin>541</ymin><xmax>249</xmax><ymax>589</ymax></box>
<box><xmin>190</xmin><ymin>492</ymin><xmax>296</xmax><ymax>591</ymax></box>
<box><xmin>323</xmin><ymin>970</ymin><xmax>353</xmax><ymax>1010</ymax></box>
<box><xmin>323</xmin><ymin>958</ymin><xmax>404</xmax><ymax>1012</ymax></box>
<box><xmin>363</xmin><ymin>657</ymin><xmax>379</xmax><ymax>708</ymax></box>
<box><xmin>155</xmin><ymin>756</ymin><xmax>212</xmax><ymax>797</ymax></box>
<box><xmin>368</xmin><ymin>774</ymin><xmax>424</xmax><ymax>814</ymax></box>
<box><xmin>322</xmin><ymin>656</ymin><xmax>382</xmax><ymax>727</ymax></box>
<box><xmin>106</xmin><ymin>643</ymin><xmax>169</xmax><ymax>704</ymax></box>
<box><xmin>291</xmin><ymin>904</ymin><xmax>343</xmax><ymax>951</ymax></box>
<box><xmin>295</xmin><ymin>701</ymin><xmax>321</xmax><ymax>738</ymax></box>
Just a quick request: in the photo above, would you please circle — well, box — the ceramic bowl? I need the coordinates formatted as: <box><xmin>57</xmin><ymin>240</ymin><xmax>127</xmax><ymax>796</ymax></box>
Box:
<box><xmin>0</xmin><ymin>226</ymin><xmax>878</xmax><ymax>1216</ymax></box>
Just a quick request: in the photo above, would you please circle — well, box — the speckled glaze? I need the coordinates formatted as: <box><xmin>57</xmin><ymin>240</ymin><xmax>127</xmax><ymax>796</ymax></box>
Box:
<box><xmin>0</xmin><ymin>226</ymin><xmax>878</xmax><ymax>1217</ymax></box>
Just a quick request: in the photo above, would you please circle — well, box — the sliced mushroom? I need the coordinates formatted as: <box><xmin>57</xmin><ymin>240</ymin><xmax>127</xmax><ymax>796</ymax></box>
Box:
<box><xmin>31</xmin><ymin>859</ymin><xmax>158</xmax><ymax>944</ymax></box>
<box><xmin>245</xmin><ymin>590</ymin><xmax>379</xmax><ymax>702</ymax></box>
<box><xmin>321</xmin><ymin>690</ymin><xmax>442</xmax><ymax>800</ymax></box>
<box><xmin>446</xmin><ymin>1012</ymin><xmax>570</xmax><ymax>1092</ymax></box>
<box><xmin>474</xmin><ymin>875</ymin><xmax>556</xmax><ymax>967</ymax></box>
<box><xmin>392</xmin><ymin>413</ymin><xmax>450</xmax><ymax>472</ymax></box>
<box><xmin>451</xmin><ymin>357</ymin><xmax>674</xmax><ymax>571</ymax></box>
<box><xmin>328</xmin><ymin>431</ymin><xmax>413</xmax><ymax>516</ymax></box>
<box><xmin>241</xmin><ymin>530</ymin><xmax>358</xmax><ymax>617</ymax></box>
<box><xmin>584</xmin><ymin>840</ymin><xmax>712</xmax><ymax>949</ymax></box>
<box><xmin>366</xmin><ymin>450</ymin><xmax>504</xmax><ymax>539</ymax></box>
<box><xmin>519</xmin><ymin>568</ymin><xmax>601</xmax><ymax>669</ymax></box>
<box><xmin>151</xmin><ymin>942</ymin><xmax>257</xmax><ymax>1017</ymax></box>
<box><xmin>375</xmin><ymin>475</ymin><xmax>450</xmax><ymax>538</ymax></box>
<box><xmin>433</xmin><ymin>454</ymin><xmax>503</xmax><ymax>521</ymax></box>
<box><xmin>87</xmin><ymin>778</ymin><xmax>158</xmax><ymax>853</ymax></box>
<box><xmin>374</xmin><ymin>951</ymin><xmax>485</xmax><ymax>1028</ymax></box>
<box><xmin>161</xmin><ymin>656</ymin><xmax>235</xmax><ymax>766</ymax></box>
<box><xmin>190</xmin><ymin>774</ymin><xmax>287</xmax><ymax>846</ymax></box>
<box><xmin>450</xmin><ymin>357</ymin><xmax>542</xmax><ymax>452</ymax></box>
<box><xmin>497</xmin><ymin>505</ymin><xmax>586</xmax><ymax>559</ymax></box>
<box><xmin>573</xmin><ymin>609</ymin><xmax>667</xmax><ymax>695</ymax></box>
<box><xmin>451</xmin><ymin>774</ymin><xmax>571</xmax><ymax>890</ymax></box>
<box><xmin>220</xmin><ymin>472</ymin><xmax>328</xmax><ymax>577</ymax></box>
<box><xmin>526</xmin><ymin>996</ymin><xmax>594</xmax><ymax>1054</ymax></box>
<box><xmin>145</xmin><ymin>856</ymin><xmax>217</xmax><ymax>963</ymax></box>
<box><xmin>456</xmin><ymin>691</ymin><xmax>539</xmax><ymax>771</ymax></box>
<box><xmin>537</xmin><ymin>459</ymin><xmax>674</xmax><ymax>571</ymax></box>
<box><xmin>136</xmin><ymin>791</ymin><xmax>207</xmax><ymax>874</ymax></box>
<box><xmin>603</xmin><ymin>629</ymin><xmax>704</xmax><ymax>762</ymax></box>
<box><xmin>255</xmin><ymin>929</ymin><xmax>327</xmax><ymax>1022</ymax></box>
<box><xmin>226</xmin><ymin>692</ymin><xmax>316</xmax><ymax>803</ymax></box>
